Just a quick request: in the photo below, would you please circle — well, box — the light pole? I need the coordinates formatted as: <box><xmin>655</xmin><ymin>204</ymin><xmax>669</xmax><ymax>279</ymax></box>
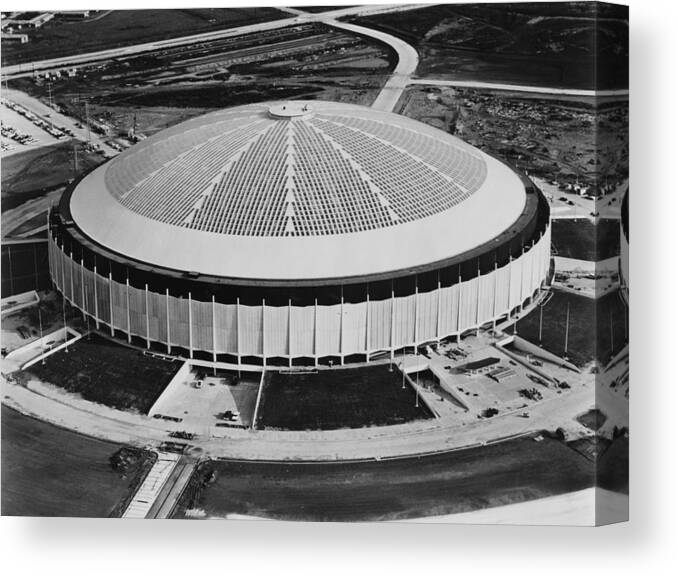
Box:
<box><xmin>564</xmin><ymin>301</ymin><xmax>571</xmax><ymax>357</ymax></box>
<box><xmin>539</xmin><ymin>301</ymin><xmax>544</xmax><ymax>344</ymax></box>
<box><xmin>38</xmin><ymin>305</ymin><xmax>45</xmax><ymax>365</ymax></box>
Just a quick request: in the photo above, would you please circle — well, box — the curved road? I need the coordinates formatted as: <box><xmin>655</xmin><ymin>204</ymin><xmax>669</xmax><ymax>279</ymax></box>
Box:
<box><xmin>328</xmin><ymin>19</ymin><xmax>419</xmax><ymax>111</ymax></box>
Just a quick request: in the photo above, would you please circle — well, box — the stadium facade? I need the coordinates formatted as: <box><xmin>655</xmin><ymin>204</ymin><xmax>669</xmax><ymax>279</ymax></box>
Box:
<box><xmin>48</xmin><ymin>101</ymin><xmax>551</xmax><ymax>368</ymax></box>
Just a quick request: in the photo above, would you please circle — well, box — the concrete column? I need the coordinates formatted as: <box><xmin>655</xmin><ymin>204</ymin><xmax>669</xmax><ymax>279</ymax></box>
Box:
<box><xmin>314</xmin><ymin>297</ymin><xmax>319</xmax><ymax>367</ymax></box>
<box><xmin>93</xmin><ymin>264</ymin><xmax>99</xmax><ymax>329</ymax></box>
<box><xmin>262</xmin><ymin>298</ymin><xmax>266</xmax><ymax>368</ymax></box>
<box><xmin>288</xmin><ymin>298</ymin><xmax>293</xmax><ymax>368</ymax></box>
<box><xmin>414</xmin><ymin>278</ymin><xmax>419</xmax><ymax>353</ymax></box>
<box><xmin>165</xmin><ymin>288</ymin><xmax>171</xmax><ymax>354</ymax></box>
<box><xmin>80</xmin><ymin>258</ymin><xmax>86</xmax><ymax>320</ymax></box>
<box><xmin>339</xmin><ymin>289</ymin><xmax>344</xmax><ymax>365</ymax></box>
<box><xmin>108</xmin><ymin>271</ymin><xmax>114</xmax><ymax>336</ymax></box>
<box><xmin>188</xmin><ymin>292</ymin><xmax>193</xmax><ymax>359</ymax></box>
<box><xmin>476</xmin><ymin>263</ymin><xmax>481</xmax><ymax>336</ymax></box>
<box><xmin>211</xmin><ymin>295</ymin><xmax>217</xmax><ymax>364</ymax></box>
<box><xmin>492</xmin><ymin>260</ymin><xmax>498</xmax><ymax>330</ymax></box>
<box><xmin>529</xmin><ymin>239</ymin><xmax>536</xmax><ymax>304</ymax></box>
<box><xmin>126</xmin><ymin>276</ymin><xmax>131</xmax><ymax>343</ymax></box>
<box><xmin>236</xmin><ymin>297</ymin><xmax>241</xmax><ymax>367</ymax></box>
<box><xmin>508</xmin><ymin>254</ymin><xmax>513</xmax><ymax>318</ymax></box>
<box><xmin>518</xmin><ymin>246</ymin><xmax>525</xmax><ymax>312</ymax></box>
<box><xmin>390</xmin><ymin>286</ymin><xmax>395</xmax><ymax>361</ymax></box>
<box><xmin>145</xmin><ymin>284</ymin><xmax>150</xmax><ymax>349</ymax></box>
<box><xmin>456</xmin><ymin>271</ymin><xmax>462</xmax><ymax>344</ymax></box>
<box><xmin>365</xmin><ymin>287</ymin><xmax>371</xmax><ymax>361</ymax></box>
<box><xmin>436</xmin><ymin>273</ymin><xmax>442</xmax><ymax>344</ymax></box>
<box><xmin>69</xmin><ymin>251</ymin><xmax>74</xmax><ymax>305</ymax></box>
<box><xmin>60</xmin><ymin>242</ymin><xmax>66</xmax><ymax>297</ymax></box>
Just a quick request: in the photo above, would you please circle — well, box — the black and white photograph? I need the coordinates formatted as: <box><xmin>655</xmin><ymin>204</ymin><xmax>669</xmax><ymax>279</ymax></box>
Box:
<box><xmin>1</xmin><ymin>1</ymin><xmax>629</xmax><ymax>528</ymax></box>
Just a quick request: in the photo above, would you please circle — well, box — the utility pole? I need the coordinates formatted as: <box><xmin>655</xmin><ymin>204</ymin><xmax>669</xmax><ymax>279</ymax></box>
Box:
<box><xmin>72</xmin><ymin>140</ymin><xmax>79</xmax><ymax>175</ymax></box>
<box><xmin>38</xmin><ymin>306</ymin><xmax>45</xmax><ymax>364</ymax></box>
<box><xmin>85</xmin><ymin>100</ymin><xmax>91</xmax><ymax>144</ymax></box>
<box><xmin>538</xmin><ymin>301</ymin><xmax>544</xmax><ymax>344</ymax></box>
<box><xmin>47</xmin><ymin>81</ymin><xmax>54</xmax><ymax>130</ymax></box>
<box><xmin>564</xmin><ymin>301</ymin><xmax>571</xmax><ymax>356</ymax></box>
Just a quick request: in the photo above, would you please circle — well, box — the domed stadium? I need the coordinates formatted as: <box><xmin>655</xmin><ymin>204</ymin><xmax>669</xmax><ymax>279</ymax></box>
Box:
<box><xmin>48</xmin><ymin>100</ymin><xmax>551</xmax><ymax>368</ymax></box>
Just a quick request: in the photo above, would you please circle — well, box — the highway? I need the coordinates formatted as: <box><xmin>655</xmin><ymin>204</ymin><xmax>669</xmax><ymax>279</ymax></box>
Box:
<box><xmin>0</xmin><ymin>4</ymin><xmax>426</xmax><ymax>80</ymax></box>
<box><xmin>408</xmin><ymin>78</ymin><xmax>629</xmax><ymax>99</ymax></box>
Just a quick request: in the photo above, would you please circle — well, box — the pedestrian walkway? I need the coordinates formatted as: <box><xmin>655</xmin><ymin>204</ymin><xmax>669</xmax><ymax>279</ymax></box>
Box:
<box><xmin>122</xmin><ymin>452</ymin><xmax>180</xmax><ymax>519</ymax></box>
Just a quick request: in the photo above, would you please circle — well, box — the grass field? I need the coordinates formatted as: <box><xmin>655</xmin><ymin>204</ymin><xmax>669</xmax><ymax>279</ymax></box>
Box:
<box><xmin>3</xmin><ymin>8</ymin><xmax>287</xmax><ymax>65</ymax></box>
<box><xmin>1</xmin><ymin>142</ymin><xmax>102</xmax><ymax>210</ymax></box>
<box><xmin>255</xmin><ymin>365</ymin><xmax>433</xmax><ymax>431</ymax></box>
<box><xmin>0</xmin><ymin>405</ymin><xmax>146</xmax><ymax>517</ymax></box>
<box><xmin>176</xmin><ymin>434</ymin><xmax>594</xmax><ymax>521</ymax></box>
<box><xmin>597</xmin><ymin>435</ymin><xmax>629</xmax><ymax>494</ymax></box>
<box><xmin>516</xmin><ymin>289</ymin><xmax>628</xmax><ymax>367</ymax></box>
<box><xmin>552</xmin><ymin>219</ymin><xmax>620</xmax><ymax>261</ymax></box>
<box><xmin>350</xmin><ymin>3</ymin><xmax>627</xmax><ymax>90</ymax></box>
<box><xmin>0</xmin><ymin>241</ymin><xmax>50</xmax><ymax>298</ymax></box>
<box><xmin>24</xmin><ymin>334</ymin><xmax>181</xmax><ymax>413</ymax></box>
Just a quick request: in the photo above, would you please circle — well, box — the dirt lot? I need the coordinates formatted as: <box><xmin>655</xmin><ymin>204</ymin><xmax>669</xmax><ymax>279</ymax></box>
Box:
<box><xmin>1</xmin><ymin>405</ymin><xmax>146</xmax><ymax>517</ymax></box>
<box><xmin>2</xmin><ymin>8</ymin><xmax>288</xmax><ymax>65</ymax></box>
<box><xmin>515</xmin><ymin>289</ymin><xmax>628</xmax><ymax>368</ymax></box>
<box><xmin>176</xmin><ymin>434</ymin><xmax>594</xmax><ymax>521</ymax></box>
<box><xmin>350</xmin><ymin>2</ymin><xmax>628</xmax><ymax>90</ymax></box>
<box><xmin>399</xmin><ymin>86</ymin><xmax>628</xmax><ymax>191</ymax></box>
<box><xmin>256</xmin><ymin>365</ymin><xmax>433</xmax><ymax>431</ymax></box>
<box><xmin>24</xmin><ymin>334</ymin><xmax>182</xmax><ymax>413</ymax></box>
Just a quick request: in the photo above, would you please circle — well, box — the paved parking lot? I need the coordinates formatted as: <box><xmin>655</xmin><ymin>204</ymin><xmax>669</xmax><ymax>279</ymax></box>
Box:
<box><xmin>149</xmin><ymin>370</ymin><xmax>259</xmax><ymax>434</ymax></box>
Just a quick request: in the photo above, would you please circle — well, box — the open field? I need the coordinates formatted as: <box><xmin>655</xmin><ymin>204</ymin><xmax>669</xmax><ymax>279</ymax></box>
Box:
<box><xmin>176</xmin><ymin>434</ymin><xmax>594</xmax><ymax>521</ymax></box>
<box><xmin>24</xmin><ymin>333</ymin><xmax>181</xmax><ymax>413</ymax></box>
<box><xmin>1</xmin><ymin>141</ymin><xmax>103</xmax><ymax>210</ymax></box>
<box><xmin>515</xmin><ymin>289</ymin><xmax>628</xmax><ymax>368</ymax></box>
<box><xmin>256</xmin><ymin>365</ymin><xmax>433</xmax><ymax>431</ymax></box>
<box><xmin>399</xmin><ymin>86</ymin><xmax>628</xmax><ymax>191</ymax></box>
<box><xmin>552</xmin><ymin>219</ymin><xmax>621</xmax><ymax>261</ymax></box>
<box><xmin>2</xmin><ymin>8</ymin><xmax>288</xmax><ymax>66</ymax></box>
<box><xmin>0</xmin><ymin>405</ymin><xmax>146</xmax><ymax>517</ymax></box>
<box><xmin>1</xmin><ymin>242</ymin><xmax>50</xmax><ymax>298</ymax></box>
<box><xmin>350</xmin><ymin>2</ymin><xmax>628</xmax><ymax>90</ymax></box>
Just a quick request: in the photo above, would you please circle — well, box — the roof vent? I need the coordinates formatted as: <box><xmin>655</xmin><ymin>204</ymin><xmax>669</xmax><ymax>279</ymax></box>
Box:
<box><xmin>269</xmin><ymin>102</ymin><xmax>313</xmax><ymax>120</ymax></box>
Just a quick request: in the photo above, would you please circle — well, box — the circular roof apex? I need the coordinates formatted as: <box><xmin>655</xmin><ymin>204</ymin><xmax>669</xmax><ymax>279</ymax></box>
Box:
<box><xmin>268</xmin><ymin>102</ymin><xmax>313</xmax><ymax>119</ymax></box>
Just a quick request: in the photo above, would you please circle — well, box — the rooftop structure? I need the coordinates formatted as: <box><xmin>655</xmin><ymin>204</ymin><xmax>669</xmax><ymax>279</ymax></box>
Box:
<box><xmin>71</xmin><ymin>100</ymin><xmax>525</xmax><ymax>281</ymax></box>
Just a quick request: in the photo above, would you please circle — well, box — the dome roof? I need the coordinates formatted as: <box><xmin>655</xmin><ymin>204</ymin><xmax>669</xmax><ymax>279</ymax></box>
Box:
<box><xmin>104</xmin><ymin>100</ymin><xmax>487</xmax><ymax>237</ymax></box>
<box><xmin>69</xmin><ymin>100</ymin><xmax>527</xmax><ymax>282</ymax></box>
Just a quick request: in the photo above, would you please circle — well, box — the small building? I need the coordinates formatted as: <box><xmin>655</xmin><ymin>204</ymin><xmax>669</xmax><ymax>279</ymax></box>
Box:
<box><xmin>4</xmin><ymin>12</ymin><xmax>54</xmax><ymax>29</ymax></box>
<box><xmin>2</xmin><ymin>33</ymin><xmax>29</xmax><ymax>43</ymax></box>
<box><xmin>458</xmin><ymin>357</ymin><xmax>501</xmax><ymax>375</ymax></box>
